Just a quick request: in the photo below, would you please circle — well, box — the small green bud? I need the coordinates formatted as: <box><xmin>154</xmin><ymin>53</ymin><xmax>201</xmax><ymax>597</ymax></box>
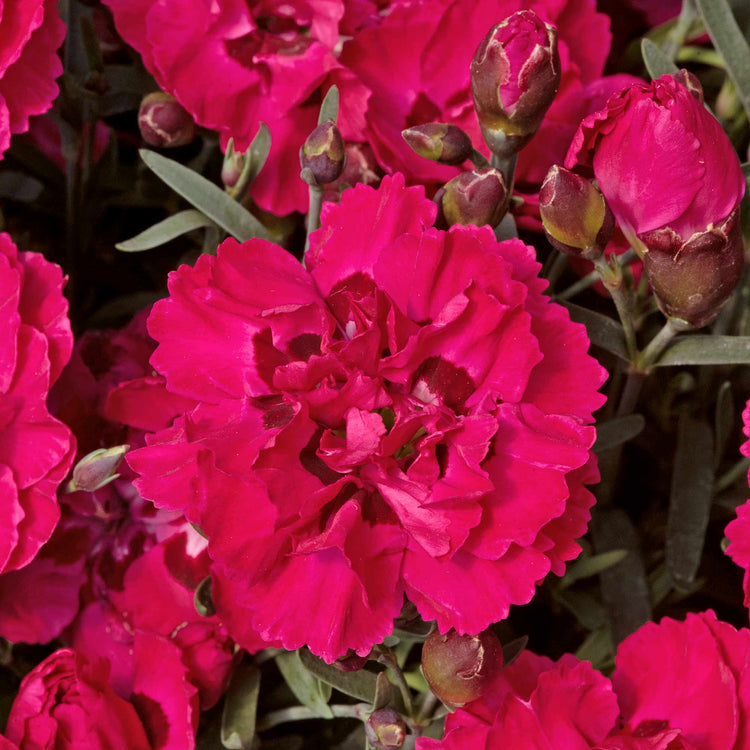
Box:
<box><xmin>364</xmin><ymin>708</ymin><xmax>408</xmax><ymax>749</ymax></box>
<box><xmin>68</xmin><ymin>445</ymin><xmax>129</xmax><ymax>492</ymax></box>
<box><xmin>138</xmin><ymin>93</ymin><xmax>196</xmax><ymax>148</ymax></box>
<box><xmin>440</xmin><ymin>168</ymin><xmax>507</xmax><ymax>228</ymax></box>
<box><xmin>300</xmin><ymin>119</ymin><xmax>346</xmax><ymax>185</ymax></box>
<box><xmin>402</xmin><ymin>123</ymin><xmax>473</xmax><ymax>166</ymax></box>
<box><xmin>539</xmin><ymin>165</ymin><xmax>614</xmax><ymax>259</ymax></box>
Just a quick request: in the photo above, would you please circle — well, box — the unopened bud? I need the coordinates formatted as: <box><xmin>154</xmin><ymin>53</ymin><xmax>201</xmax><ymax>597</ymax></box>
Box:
<box><xmin>402</xmin><ymin>123</ymin><xmax>473</xmax><ymax>166</ymax></box>
<box><xmin>539</xmin><ymin>165</ymin><xmax>614</xmax><ymax>260</ymax></box>
<box><xmin>300</xmin><ymin>119</ymin><xmax>345</xmax><ymax>185</ymax></box>
<box><xmin>364</xmin><ymin>708</ymin><xmax>408</xmax><ymax>749</ymax></box>
<box><xmin>471</xmin><ymin>10</ymin><xmax>560</xmax><ymax>158</ymax></box>
<box><xmin>440</xmin><ymin>168</ymin><xmax>507</xmax><ymax>228</ymax></box>
<box><xmin>221</xmin><ymin>141</ymin><xmax>248</xmax><ymax>189</ymax></box>
<box><xmin>69</xmin><ymin>445</ymin><xmax>129</xmax><ymax>492</ymax></box>
<box><xmin>421</xmin><ymin>628</ymin><xmax>503</xmax><ymax>708</ymax></box>
<box><xmin>331</xmin><ymin>650</ymin><xmax>369</xmax><ymax>672</ymax></box>
<box><xmin>138</xmin><ymin>93</ymin><xmax>196</xmax><ymax>148</ymax></box>
<box><xmin>639</xmin><ymin>207</ymin><xmax>744</xmax><ymax>328</ymax></box>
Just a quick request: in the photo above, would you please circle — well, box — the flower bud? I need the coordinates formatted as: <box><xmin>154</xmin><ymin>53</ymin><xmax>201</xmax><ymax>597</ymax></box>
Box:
<box><xmin>471</xmin><ymin>10</ymin><xmax>560</xmax><ymax>158</ymax></box>
<box><xmin>539</xmin><ymin>165</ymin><xmax>614</xmax><ymax>260</ymax></box>
<box><xmin>300</xmin><ymin>119</ymin><xmax>345</xmax><ymax>185</ymax></box>
<box><xmin>639</xmin><ymin>207</ymin><xmax>744</xmax><ymax>328</ymax></box>
<box><xmin>421</xmin><ymin>628</ymin><xmax>503</xmax><ymax>708</ymax></box>
<box><xmin>331</xmin><ymin>650</ymin><xmax>369</xmax><ymax>672</ymax></box>
<box><xmin>402</xmin><ymin>123</ymin><xmax>473</xmax><ymax>166</ymax></box>
<box><xmin>69</xmin><ymin>445</ymin><xmax>129</xmax><ymax>492</ymax></box>
<box><xmin>221</xmin><ymin>141</ymin><xmax>248</xmax><ymax>189</ymax></box>
<box><xmin>364</xmin><ymin>708</ymin><xmax>408</xmax><ymax>749</ymax></box>
<box><xmin>138</xmin><ymin>93</ymin><xmax>196</xmax><ymax>148</ymax></box>
<box><xmin>440</xmin><ymin>168</ymin><xmax>507</xmax><ymax>228</ymax></box>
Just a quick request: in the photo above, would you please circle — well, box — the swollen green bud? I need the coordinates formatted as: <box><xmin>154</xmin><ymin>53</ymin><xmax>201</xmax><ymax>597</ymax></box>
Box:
<box><xmin>421</xmin><ymin>628</ymin><xmax>504</xmax><ymax>708</ymax></box>
<box><xmin>68</xmin><ymin>445</ymin><xmax>129</xmax><ymax>492</ymax></box>
<box><xmin>300</xmin><ymin>119</ymin><xmax>345</xmax><ymax>185</ymax></box>
<box><xmin>138</xmin><ymin>93</ymin><xmax>196</xmax><ymax>148</ymax></box>
<box><xmin>440</xmin><ymin>168</ymin><xmax>507</xmax><ymax>228</ymax></box>
<box><xmin>402</xmin><ymin>123</ymin><xmax>473</xmax><ymax>166</ymax></box>
<box><xmin>539</xmin><ymin>165</ymin><xmax>614</xmax><ymax>259</ymax></box>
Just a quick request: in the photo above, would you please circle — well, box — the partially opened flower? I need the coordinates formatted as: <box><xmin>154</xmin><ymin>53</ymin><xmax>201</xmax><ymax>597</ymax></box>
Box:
<box><xmin>0</xmin><ymin>234</ymin><xmax>74</xmax><ymax>576</ymax></box>
<box><xmin>129</xmin><ymin>174</ymin><xmax>605</xmax><ymax>662</ymax></box>
<box><xmin>566</xmin><ymin>71</ymin><xmax>746</xmax><ymax>326</ymax></box>
<box><xmin>0</xmin><ymin>0</ymin><xmax>65</xmax><ymax>157</ymax></box>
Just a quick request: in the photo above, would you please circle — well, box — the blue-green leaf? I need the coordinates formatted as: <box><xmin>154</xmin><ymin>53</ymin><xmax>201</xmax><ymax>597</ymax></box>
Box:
<box><xmin>221</xmin><ymin>662</ymin><xmax>261</xmax><ymax>750</ymax></box>
<box><xmin>318</xmin><ymin>85</ymin><xmax>340</xmax><ymax>125</ymax></box>
<box><xmin>275</xmin><ymin>651</ymin><xmax>333</xmax><ymax>719</ymax></box>
<box><xmin>654</xmin><ymin>335</ymin><xmax>750</xmax><ymax>366</ymax></box>
<box><xmin>116</xmin><ymin>209</ymin><xmax>215</xmax><ymax>251</ymax></box>
<box><xmin>641</xmin><ymin>38</ymin><xmax>679</xmax><ymax>79</ymax></box>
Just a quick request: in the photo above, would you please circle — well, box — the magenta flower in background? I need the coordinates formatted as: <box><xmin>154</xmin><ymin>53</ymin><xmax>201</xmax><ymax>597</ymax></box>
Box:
<box><xmin>566</xmin><ymin>72</ymin><xmax>746</xmax><ymax>326</ymax></box>
<box><xmin>0</xmin><ymin>0</ymin><xmax>65</xmax><ymax>158</ymax></box>
<box><xmin>2</xmin><ymin>645</ymin><xmax>199</xmax><ymax>750</ymax></box>
<box><xmin>418</xmin><ymin>610</ymin><xmax>750</xmax><ymax>750</ymax></box>
<box><xmin>0</xmin><ymin>234</ymin><xmax>74</xmax><ymax>576</ymax></box>
<box><xmin>128</xmin><ymin>174</ymin><xmax>605</xmax><ymax>662</ymax></box>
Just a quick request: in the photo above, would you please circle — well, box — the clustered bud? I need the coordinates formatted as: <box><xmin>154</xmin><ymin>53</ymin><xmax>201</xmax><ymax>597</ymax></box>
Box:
<box><xmin>438</xmin><ymin>167</ymin><xmax>507</xmax><ymax>228</ymax></box>
<box><xmin>300</xmin><ymin>119</ymin><xmax>346</xmax><ymax>186</ymax></box>
<box><xmin>364</xmin><ymin>708</ymin><xmax>408</xmax><ymax>749</ymax></box>
<box><xmin>539</xmin><ymin>165</ymin><xmax>614</xmax><ymax>260</ymax></box>
<box><xmin>471</xmin><ymin>9</ymin><xmax>560</xmax><ymax>159</ymax></box>
<box><xmin>421</xmin><ymin>628</ymin><xmax>504</xmax><ymax>708</ymax></box>
<box><xmin>401</xmin><ymin>123</ymin><xmax>473</xmax><ymax>166</ymax></box>
<box><xmin>138</xmin><ymin>92</ymin><xmax>196</xmax><ymax>148</ymax></box>
<box><xmin>68</xmin><ymin>445</ymin><xmax>129</xmax><ymax>492</ymax></box>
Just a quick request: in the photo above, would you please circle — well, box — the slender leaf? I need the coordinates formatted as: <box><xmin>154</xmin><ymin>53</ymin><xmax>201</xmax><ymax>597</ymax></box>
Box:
<box><xmin>594</xmin><ymin>415</ymin><xmax>646</xmax><ymax>452</ymax></box>
<box><xmin>372</xmin><ymin>672</ymin><xmax>393</xmax><ymax>711</ymax></box>
<box><xmin>641</xmin><ymin>38</ymin><xmax>679</xmax><ymax>79</ymax></box>
<box><xmin>246</xmin><ymin>123</ymin><xmax>272</xmax><ymax>185</ymax></box>
<box><xmin>0</xmin><ymin>171</ymin><xmax>44</xmax><ymax>202</ymax></box>
<box><xmin>556</xmin><ymin>588</ymin><xmax>608</xmax><ymax>631</ymax></box>
<box><xmin>116</xmin><ymin>209</ymin><xmax>215</xmax><ymax>251</ymax></box>
<box><xmin>654</xmin><ymin>335</ymin><xmax>750</xmax><ymax>366</ymax></box>
<box><xmin>318</xmin><ymin>85</ymin><xmax>340</xmax><ymax>124</ymax></box>
<box><xmin>667</xmin><ymin>414</ymin><xmax>714</xmax><ymax>587</ymax></box>
<box><xmin>714</xmin><ymin>381</ymin><xmax>734</xmax><ymax>467</ymax></box>
<box><xmin>222</xmin><ymin>662</ymin><xmax>261</xmax><ymax>750</ymax></box>
<box><xmin>575</xmin><ymin>628</ymin><xmax>614</xmax><ymax>670</ymax></box>
<box><xmin>696</xmin><ymin>0</ymin><xmax>750</xmax><ymax>119</ymax></box>
<box><xmin>501</xmin><ymin>636</ymin><xmax>528</xmax><ymax>667</ymax></box>
<box><xmin>560</xmin><ymin>302</ymin><xmax>629</xmax><ymax>362</ymax></box>
<box><xmin>560</xmin><ymin>550</ymin><xmax>629</xmax><ymax>590</ymax></box>
<box><xmin>139</xmin><ymin>149</ymin><xmax>271</xmax><ymax>241</ymax></box>
<box><xmin>194</xmin><ymin>575</ymin><xmax>215</xmax><ymax>617</ymax></box>
<box><xmin>275</xmin><ymin>651</ymin><xmax>334</xmax><ymax>719</ymax></box>
<box><xmin>298</xmin><ymin>648</ymin><xmax>377</xmax><ymax>703</ymax></box>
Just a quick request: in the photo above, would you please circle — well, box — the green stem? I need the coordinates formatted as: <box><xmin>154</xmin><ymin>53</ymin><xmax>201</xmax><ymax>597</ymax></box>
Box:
<box><xmin>415</xmin><ymin>690</ymin><xmax>440</xmax><ymax>726</ymax></box>
<box><xmin>542</xmin><ymin>251</ymin><xmax>567</xmax><ymax>293</ymax></box>
<box><xmin>661</xmin><ymin>0</ymin><xmax>698</xmax><ymax>60</ymax></box>
<box><xmin>303</xmin><ymin>185</ymin><xmax>324</xmax><ymax>264</ymax></box>
<box><xmin>557</xmin><ymin>249</ymin><xmax>637</xmax><ymax>300</ymax></box>
<box><xmin>375</xmin><ymin>646</ymin><xmax>414</xmax><ymax>718</ymax></box>
<box><xmin>592</xmin><ymin>255</ymin><xmax>638</xmax><ymax>362</ymax></box>
<box><xmin>469</xmin><ymin>148</ymin><xmax>490</xmax><ymax>169</ymax></box>
<box><xmin>637</xmin><ymin>317</ymin><xmax>684</xmax><ymax>371</ymax></box>
<box><xmin>715</xmin><ymin>457</ymin><xmax>750</xmax><ymax>494</ymax></box>
<box><xmin>256</xmin><ymin>703</ymin><xmax>368</xmax><ymax>732</ymax></box>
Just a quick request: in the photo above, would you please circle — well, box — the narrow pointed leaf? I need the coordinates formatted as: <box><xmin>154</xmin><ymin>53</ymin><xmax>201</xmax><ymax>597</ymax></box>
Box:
<box><xmin>275</xmin><ymin>651</ymin><xmax>334</xmax><ymax>719</ymax></box>
<box><xmin>116</xmin><ymin>209</ymin><xmax>215</xmax><ymax>251</ymax></box>
<box><xmin>501</xmin><ymin>636</ymin><xmax>528</xmax><ymax>667</ymax></box>
<box><xmin>560</xmin><ymin>301</ymin><xmax>629</xmax><ymax>362</ymax></box>
<box><xmin>654</xmin><ymin>335</ymin><xmax>750</xmax><ymax>366</ymax></box>
<box><xmin>594</xmin><ymin>415</ymin><xmax>645</xmax><ymax>452</ymax></box>
<box><xmin>139</xmin><ymin>149</ymin><xmax>271</xmax><ymax>241</ymax></box>
<box><xmin>0</xmin><ymin>171</ymin><xmax>44</xmax><ymax>202</ymax></box>
<box><xmin>714</xmin><ymin>381</ymin><xmax>734</xmax><ymax>467</ymax></box>
<box><xmin>641</xmin><ymin>38</ymin><xmax>679</xmax><ymax>79</ymax></box>
<box><xmin>221</xmin><ymin>661</ymin><xmax>261</xmax><ymax>750</ymax></box>
<box><xmin>246</xmin><ymin>123</ymin><xmax>272</xmax><ymax>185</ymax></box>
<box><xmin>696</xmin><ymin>0</ymin><xmax>750</xmax><ymax>119</ymax></box>
<box><xmin>560</xmin><ymin>550</ymin><xmax>629</xmax><ymax>589</ymax></box>
<box><xmin>667</xmin><ymin>414</ymin><xmax>714</xmax><ymax>587</ymax></box>
<box><xmin>298</xmin><ymin>648</ymin><xmax>376</xmax><ymax>703</ymax></box>
<box><xmin>318</xmin><ymin>85</ymin><xmax>340</xmax><ymax>124</ymax></box>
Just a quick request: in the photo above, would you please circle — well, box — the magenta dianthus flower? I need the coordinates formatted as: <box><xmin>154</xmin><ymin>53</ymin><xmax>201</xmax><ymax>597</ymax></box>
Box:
<box><xmin>129</xmin><ymin>175</ymin><xmax>605</xmax><ymax>662</ymax></box>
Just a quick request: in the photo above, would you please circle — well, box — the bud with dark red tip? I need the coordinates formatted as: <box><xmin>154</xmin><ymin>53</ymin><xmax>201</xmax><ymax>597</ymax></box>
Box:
<box><xmin>68</xmin><ymin>445</ymin><xmax>129</xmax><ymax>492</ymax></box>
<box><xmin>439</xmin><ymin>168</ymin><xmax>507</xmax><ymax>228</ymax></box>
<box><xmin>331</xmin><ymin>650</ymin><xmax>369</xmax><ymax>673</ymax></box>
<box><xmin>471</xmin><ymin>10</ymin><xmax>560</xmax><ymax>159</ymax></box>
<box><xmin>539</xmin><ymin>165</ymin><xmax>614</xmax><ymax>260</ymax></box>
<box><xmin>300</xmin><ymin>119</ymin><xmax>345</xmax><ymax>186</ymax></box>
<box><xmin>639</xmin><ymin>207</ymin><xmax>744</xmax><ymax>328</ymax></box>
<box><xmin>421</xmin><ymin>628</ymin><xmax>504</xmax><ymax>708</ymax></box>
<box><xmin>138</xmin><ymin>92</ymin><xmax>196</xmax><ymax>148</ymax></box>
<box><xmin>402</xmin><ymin>123</ymin><xmax>473</xmax><ymax>166</ymax></box>
<box><xmin>364</xmin><ymin>708</ymin><xmax>408</xmax><ymax>749</ymax></box>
